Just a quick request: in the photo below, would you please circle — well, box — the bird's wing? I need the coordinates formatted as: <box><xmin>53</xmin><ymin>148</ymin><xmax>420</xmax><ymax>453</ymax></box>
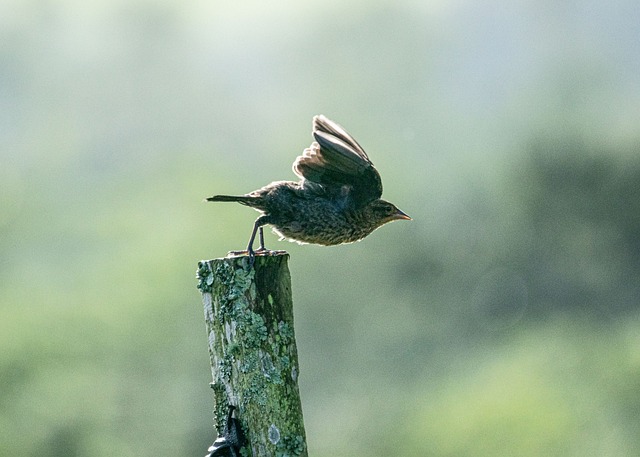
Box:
<box><xmin>292</xmin><ymin>115</ymin><xmax>383</xmax><ymax>206</ymax></box>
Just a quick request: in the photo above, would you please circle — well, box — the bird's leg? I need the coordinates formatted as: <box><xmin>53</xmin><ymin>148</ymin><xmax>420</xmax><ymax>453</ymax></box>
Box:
<box><xmin>246</xmin><ymin>216</ymin><xmax>269</xmax><ymax>266</ymax></box>
<box><xmin>230</xmin><ymin>216</ymin><xmax>285</xmax><ymax>266</ymax></box>
<box><xmin>256</xmin><ymin>227</ymin><xmax>266</xmax><ymax>252</ymax></box>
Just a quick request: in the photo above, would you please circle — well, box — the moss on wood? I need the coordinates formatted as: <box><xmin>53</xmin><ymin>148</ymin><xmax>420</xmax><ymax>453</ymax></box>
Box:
<box><xmin>197</xmin><ymin>254</ymin><xmax>307</xmax><ymax>457</ymax></box>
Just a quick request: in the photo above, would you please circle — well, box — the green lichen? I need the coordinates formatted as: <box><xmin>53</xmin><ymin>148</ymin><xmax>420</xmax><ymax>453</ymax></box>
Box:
<box><xmin>277</xmin><ymin>321</ymin><xmax>293</xmax><ymax>345</ymax></box>
<box><xmin>233</xmin><ymin>266</ymin><xmax>254</xmax><ymax>290</ymax></box>
<box><xmin>242</xmin><ymin>312</ymin><xmax>268</xmax><ymax>347</ymax></box>
<box><xmin>276</xmin><ymin>434</ymin><xmax>306</xmax><ymax>457</ymax></box>
<box><xmin>196</xmin><ymin>260</ymin><xmax>215</xmax><ymax>293</ymax></box>
<box><xmin>210</xmin><ymin>381</ymin><xmax>229</xmax><ymax>433</ymax></box>
<box><xmin>247</xmin><ymin>376</ymin><xmax>269</xmax><ymax>407</ymax></box>
<box><xmin>214</xmin><ymin>260</ymin><xmax>234</xmax><ymax>281</ymax></box>
<box><xmin>199</xmin><ymin>255</ymin><xmax>306</xmax><ymax>457</ymax></box>
<box><xmin>218</xmin><ymin>353</ymin><xmax>234</xmax><ymax>382</ymax></box>
<box><xmin>239</xmin><ymin>352</ymin><xmax>259</xmax><ymax>374</ymax></box>
<box><xmin>260</xmin><ymin>352</ymin><xmax>283</xmax><ymax>385</ymax></box>
<box><xmin>227</xmin><ymin>341</ymin><xmax>241</xmax><ymax>358</ymax></box>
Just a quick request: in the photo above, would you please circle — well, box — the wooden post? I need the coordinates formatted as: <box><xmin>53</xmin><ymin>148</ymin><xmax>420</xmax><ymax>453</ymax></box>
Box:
<box><xmin>197</xmin><ymin>253</ymin><xmax>308</xmax><ymax>457</ymax></box>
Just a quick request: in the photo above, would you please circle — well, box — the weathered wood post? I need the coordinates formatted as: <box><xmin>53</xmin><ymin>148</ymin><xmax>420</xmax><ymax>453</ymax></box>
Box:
<box><xmin>196</xmin><ymin>253</ymin><xmax>308</xmax><ymax>457</ymax></box>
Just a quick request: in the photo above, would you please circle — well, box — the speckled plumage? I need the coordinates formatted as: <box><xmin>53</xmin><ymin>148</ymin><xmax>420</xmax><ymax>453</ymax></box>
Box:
<box><xmin>207</xmin><ymin>115</ymin><xmax>410</xmax><ymax>258</ymax></box>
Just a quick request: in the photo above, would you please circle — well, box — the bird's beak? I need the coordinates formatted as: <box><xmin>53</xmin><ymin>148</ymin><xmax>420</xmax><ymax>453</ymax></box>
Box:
<box><xmin>394</xmin><ymin>209</ymin><xmax>412</xmax><ymax>220</ymax></box>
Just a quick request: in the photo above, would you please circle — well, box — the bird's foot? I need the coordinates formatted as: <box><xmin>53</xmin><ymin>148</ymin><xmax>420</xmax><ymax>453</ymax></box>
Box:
<box><xmin>254</xmin><ymin>247</ymin><xmax>288</xmax><ymax>256</ymax></box>
<box><xmin>226</xmin><ymin>248</ymin><xmax>287</xmax><ymax>267</ymax></box>
<box><xmin>226</xmin><ymin>249</ymin><xmax>257</xmax><ymax>268</ymax></box>
<box><xmin>227</xmin><ymin>250</ymin><xmax>250</xmax><ymax>257</ymax></box>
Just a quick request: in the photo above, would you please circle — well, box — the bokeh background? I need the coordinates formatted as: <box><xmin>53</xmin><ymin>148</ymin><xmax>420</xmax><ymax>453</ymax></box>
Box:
<box><xmin>3</xmin><ymin>0</ymin><xmax>640</xmax><ymax>456</ymax></box>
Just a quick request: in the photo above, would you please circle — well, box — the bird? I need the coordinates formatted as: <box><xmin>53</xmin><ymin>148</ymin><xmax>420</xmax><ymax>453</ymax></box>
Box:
<box><xmin>206</xmin><ymin>115</ymin><xmax>411</xmax><ymax>263</ymax></box>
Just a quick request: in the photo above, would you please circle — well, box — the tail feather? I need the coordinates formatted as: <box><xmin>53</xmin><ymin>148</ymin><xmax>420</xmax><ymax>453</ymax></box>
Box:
<box><xmin>205</xmin><ymin>194</ymin><xmax>255</xmax><ymax>205</ymax></box>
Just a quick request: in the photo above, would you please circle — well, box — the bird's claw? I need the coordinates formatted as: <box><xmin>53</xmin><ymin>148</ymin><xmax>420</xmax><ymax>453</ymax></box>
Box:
<box><xmin>226</xmin><ymin>248</ymin><xmax>287</xmax><ymax>268</ymax></box>
<box><xmin>227</xmin><ymin>250</ymin><xmax>250</xmax><ymax>257</ymax></box>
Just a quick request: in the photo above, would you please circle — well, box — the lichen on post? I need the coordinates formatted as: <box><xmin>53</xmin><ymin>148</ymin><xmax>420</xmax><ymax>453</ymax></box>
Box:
<box><xmin>197</xmin><ymin>253</ymin><xmax>308</xmax><ymax>457</ymax></box>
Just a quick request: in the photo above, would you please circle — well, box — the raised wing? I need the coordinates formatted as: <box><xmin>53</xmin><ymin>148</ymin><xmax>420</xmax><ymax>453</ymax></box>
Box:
<box><xmin>292</xmin><ymin>115</ymin><xmax>383</xmax><ymax>206</ymax></box>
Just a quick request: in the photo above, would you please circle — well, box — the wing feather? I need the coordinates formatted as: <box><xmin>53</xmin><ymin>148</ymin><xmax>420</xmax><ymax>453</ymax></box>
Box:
<box><xmin>292</xmin><ymin>115</ymin><xmax>383</xmax><ymax>206</ymax></box>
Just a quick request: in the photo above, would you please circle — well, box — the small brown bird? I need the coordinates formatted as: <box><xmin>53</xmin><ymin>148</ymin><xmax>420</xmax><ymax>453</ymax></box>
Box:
<box><xmin>207</xmin><ymin>115</ymin><xmax>410</xmax><ymax>261</ymax></box>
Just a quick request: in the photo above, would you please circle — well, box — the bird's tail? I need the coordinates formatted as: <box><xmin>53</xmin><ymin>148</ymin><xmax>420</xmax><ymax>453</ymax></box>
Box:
<box><xmin>205</xmin><ymin>194</ymin><xmax>255</xmax><ymax>205</ymax></box>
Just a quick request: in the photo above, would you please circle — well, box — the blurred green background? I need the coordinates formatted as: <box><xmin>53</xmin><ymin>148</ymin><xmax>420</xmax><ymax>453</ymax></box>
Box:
<box><xmin>2</xmin><ymin>0</ymin><xmax>640</xmax><ymax>456</ymax></box>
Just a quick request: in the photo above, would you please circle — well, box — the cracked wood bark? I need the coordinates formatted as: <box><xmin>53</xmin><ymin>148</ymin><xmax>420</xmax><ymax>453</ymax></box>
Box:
<box><xmin>197</xmin><ymin>253</ymin><xmax>308</xmax><ymax>457</ymax></box>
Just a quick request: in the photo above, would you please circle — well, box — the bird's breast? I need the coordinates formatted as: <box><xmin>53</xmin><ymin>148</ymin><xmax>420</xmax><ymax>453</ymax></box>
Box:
<box><xmin>271</xmin><ymin>204</ymin><xmax>374</xmax><ymax>246</ymax></box>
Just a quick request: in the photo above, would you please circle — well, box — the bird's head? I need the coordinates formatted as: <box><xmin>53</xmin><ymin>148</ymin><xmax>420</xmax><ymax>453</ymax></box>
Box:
<box><xmin>367</xmin><ymin>199</ymin><xmax>412</xmax><ymax>228</ymax></box>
